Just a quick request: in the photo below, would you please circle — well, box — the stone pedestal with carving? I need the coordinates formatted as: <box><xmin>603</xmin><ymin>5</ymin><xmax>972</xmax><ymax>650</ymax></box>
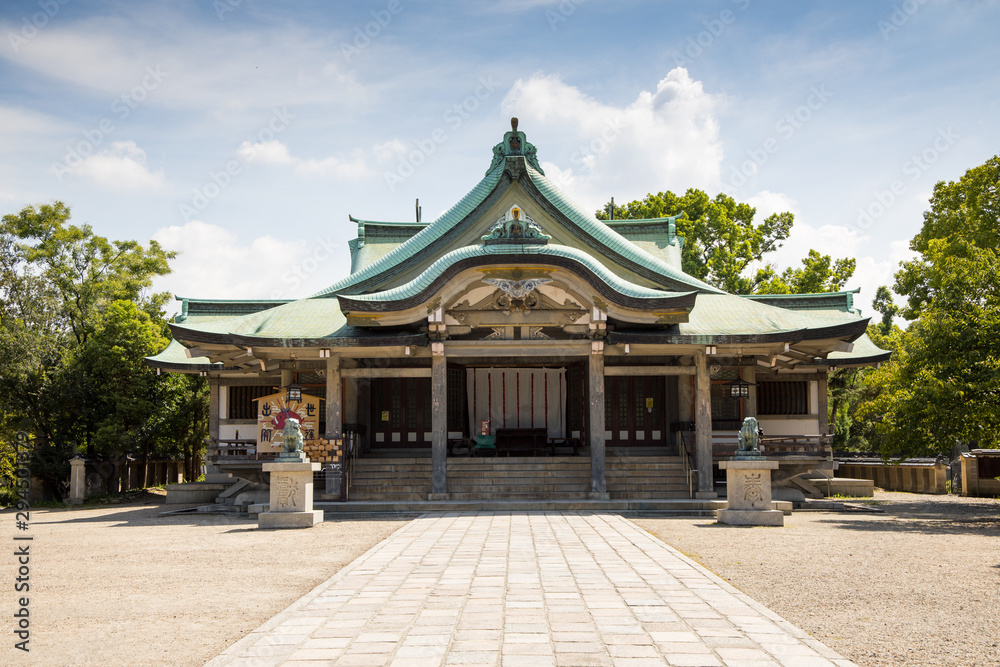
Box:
<box><xmin>259</xmin><ymin>461</ymin><xmax>323</xmax><ymax>529</ymax></box>
<box><xmin>718</xmin><ymin>459</ymin><xmax>783</xmax><ymax>526</ymax></box>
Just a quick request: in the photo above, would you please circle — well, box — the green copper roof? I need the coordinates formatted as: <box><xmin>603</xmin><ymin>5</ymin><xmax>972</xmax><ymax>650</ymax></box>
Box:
<box><xmin>314</xmin><ymin>164</ymin><xmax>507</xmax><ymax>297</ymax></box>
<box><xmin>815</xmin><ymin>333</ymin><xmax>892</xmax><ymax>366</ymax></box>
<box><xmin>680</xmin><ymin>294</ymin><xmax>861</xmax><ymax>336</ymax></box>
<box><xmin>171</xmin><ymin>298</ymin><xmax>348</xmax><ymax>340</ymax></box>
<box><xmin>342</xmin><ymin>243</ymin><xmax>689</xmax><ymax>304</ymax></box>
<box><xmin>145</xmin><ymin>339</ymin><xmax>214</xmax><ymax>369</ymax></box>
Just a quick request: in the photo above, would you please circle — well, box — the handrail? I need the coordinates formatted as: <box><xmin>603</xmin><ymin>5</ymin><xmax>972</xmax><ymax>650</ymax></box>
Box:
<box><xmin>678</xmin><ymin>431</ymin><xmax>697</xmax><ymax>498</ymax></box>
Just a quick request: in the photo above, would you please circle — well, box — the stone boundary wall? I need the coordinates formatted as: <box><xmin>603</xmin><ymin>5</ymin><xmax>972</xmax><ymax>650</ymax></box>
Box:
<box><xmin>837</xmin><ymin>460</ymin><xmax>948</xmax><ymax>494</ymax></box>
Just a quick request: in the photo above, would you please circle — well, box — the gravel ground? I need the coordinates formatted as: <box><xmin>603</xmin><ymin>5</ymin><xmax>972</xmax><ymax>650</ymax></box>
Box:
<box><xmin>2</xmin><ymin>495</ymin><xmax>407</xmax><ymax>667</ymax></box>
<box><xmin>635</xmin><ymin>492</ymin><xmax>1000</xmax><ymax>667</ymax></box>
<box><xmin>3</xmin><ymin>491</ymin><xmax>997</xmax><ymax>666</ymax></box>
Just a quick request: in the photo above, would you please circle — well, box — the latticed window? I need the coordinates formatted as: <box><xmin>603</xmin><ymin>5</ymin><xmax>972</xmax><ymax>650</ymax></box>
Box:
<box><xmin>758</xmin><ymin>381</ymin><xmax>809</xmax><ymax>415</ymax></box>
<box><xmin>710</xmin><ymin>370</ymin><xmax>740</xmax><ymax>421</ymax></box>
<box><xmin>633</xmin><ymin>380</ymin><xmax>645</xmax><ymax>429</ymax></box>
<box><xmin>390</xmin><ymin>379</ymin><xmax>402</xmax><ymax>428</ymax></box>
<box><xmin>228</xmin><ymin>386</ymin><xmax>276</xmax><ymax>420</ymax></box>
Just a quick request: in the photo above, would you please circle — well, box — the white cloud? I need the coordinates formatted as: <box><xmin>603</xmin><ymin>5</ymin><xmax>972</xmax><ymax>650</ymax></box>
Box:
<box><xmin>373</xmin><ymin>140</ymin><xmax>407</xmax><ymax>163</ymax></box>
<box><xmin>502</xmin><ymin>68</ymin><xmax>724</xmax><ymax>211</ymax></box>
<box><xmin>237</xmin><ymin>139</ymin><xmax>372</xmax><ymax>179</ymax></box>
<box><xmin>152</xmin><ymin>221</ymin><xmax>341</xmax><ymax>301</ymax></box>
<box><xmin>237</xmin><ymin>140</ymin><xmax>294</xmax><ymax>165</ymax></box>
<box><xmin>66</xmin><ymin>140</ymin><xmax>165</xmax><ymax>190</ymax></box>
<box><xmin>0</xmin><ymin>16</ymin><xmax>369</xmax><ymax>114</ymax></box>
<box><xmin>747</xmin><ymin>190</ymin><xmax>800</xmax><ymax>220</ymax></box>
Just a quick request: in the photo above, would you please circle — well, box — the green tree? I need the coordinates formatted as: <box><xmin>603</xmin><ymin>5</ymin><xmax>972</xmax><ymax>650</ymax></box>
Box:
<box><xmin>856</xmin><ymin>157</ymin><xmax>1000</xmax><ymax>456</ymax></box>
<box><xmin>756</xmin><ymin>249</ymin><xmax>857</xmax><ymax>295</ymax></box>
<box><xmin>0</xmin><ymin>202</ymin><xmax>205</xmax><ymax>497</ymax></box>
<box><xmin>597</xmin><ymin>188</ymin><xmax>856</xmax><ymax>295</ymax></box>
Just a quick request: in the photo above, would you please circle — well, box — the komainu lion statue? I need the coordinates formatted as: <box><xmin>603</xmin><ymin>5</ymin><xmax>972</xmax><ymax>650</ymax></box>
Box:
<box><xmin>737</xmin><ymin>416</ymin><xmax>761</xmax><ymax>454</ymax></box>
<box><xmin>282</xmin><ymin>417</ymin><xmax>304</xmax><ymax>455</ymax></box>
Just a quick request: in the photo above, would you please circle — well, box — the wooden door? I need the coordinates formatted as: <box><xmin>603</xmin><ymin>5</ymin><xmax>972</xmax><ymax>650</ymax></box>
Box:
<box><xmin>604</xmin><ymin>376</ymin><xmax>667</xmax><ymax>446</ymax></box>
<box><xmin>370</xmin><ymin>377</ymin><xmax>432</xmax><ymax>448</ymax></box>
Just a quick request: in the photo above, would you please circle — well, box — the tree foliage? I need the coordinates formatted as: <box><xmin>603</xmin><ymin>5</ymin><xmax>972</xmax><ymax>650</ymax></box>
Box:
<box><xmin>856</xmin><ymin>157</ymin><xmax>1000</xmax><ymax>456</ymax></box>
<box><xmin>0</xmin><ymin>202</ymin><xmax>206</xmax><ymax>497</ymax></box>
<box><xmin>597</xmin><ymin>188</ymin><xmax>855</xmax><ymax>295</ymax></box>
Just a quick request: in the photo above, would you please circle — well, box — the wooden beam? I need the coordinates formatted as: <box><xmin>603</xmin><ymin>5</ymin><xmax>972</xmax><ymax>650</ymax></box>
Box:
<box><xmin>604</xmin><ymin>366</ymin><xmax>696</xmax><ymax>376</ymax></box>
<box><xmin>341</xmin><ymin>367</ymin><xmax>432</xmax><ymax>379</ymax></box>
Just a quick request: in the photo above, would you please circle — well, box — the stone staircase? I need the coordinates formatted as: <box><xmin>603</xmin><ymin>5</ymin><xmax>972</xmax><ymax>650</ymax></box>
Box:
<box><xmin>447</xmin><ymin>457</ymin><xmax>591</xmax><ymax>500</ymax></box>
<box><xmin>346</xmin><ymin>458</ymin><xmax>433</xmax><ymax>502</ymax></box>
<box><xmin>344</xmin><ymin>455</ymin><xmax>691</xmax><ymax>502</ymax></box>
<box><xmin>606</xmin><ymin>456</ymin><xmax>690</xmax><ymax>499</ymax></box>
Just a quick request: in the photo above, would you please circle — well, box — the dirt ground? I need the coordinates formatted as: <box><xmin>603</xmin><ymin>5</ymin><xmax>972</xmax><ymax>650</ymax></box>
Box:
<box><xmin>2</xmin><ymin>491</ymin><xmax>998</xmax><ymax>666</ymax></box>
<box><xmin>1</xmin><ymin>495</ymin><xmax>408</xmax><ymax>666</ymax></box>
<box><xmin>635</xmin><ymin>493</ymin><xmax>1000</xmax><ymax>667</ymax></box>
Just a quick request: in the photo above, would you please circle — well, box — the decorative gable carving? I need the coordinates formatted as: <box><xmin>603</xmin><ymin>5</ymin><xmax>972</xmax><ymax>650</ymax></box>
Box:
<box><xmin>482</xmin><ymin>205</ymin><xmax>550</xmax><ymax>245</ymax></box>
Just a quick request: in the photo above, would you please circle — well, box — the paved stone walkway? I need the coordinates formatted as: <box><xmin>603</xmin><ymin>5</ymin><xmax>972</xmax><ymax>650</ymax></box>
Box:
<box><xmin>208</xmin><ymin>512</ymin><xmax>858</xmax><ymax>667</ymax></box>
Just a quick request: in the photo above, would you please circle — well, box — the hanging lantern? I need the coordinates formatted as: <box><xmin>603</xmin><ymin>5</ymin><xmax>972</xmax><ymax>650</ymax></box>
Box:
<box><xmin>285</xmin><ymin>383</ymin><xmax>303</xmax><ymax>403</ymax></box>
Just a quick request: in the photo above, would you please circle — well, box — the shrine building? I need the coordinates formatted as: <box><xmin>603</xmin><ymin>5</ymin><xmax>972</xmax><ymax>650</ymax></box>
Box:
<box><xmin>148</xmin><ymin>119</ymin><xmax>889</xmax><ymax>502</ymax></box>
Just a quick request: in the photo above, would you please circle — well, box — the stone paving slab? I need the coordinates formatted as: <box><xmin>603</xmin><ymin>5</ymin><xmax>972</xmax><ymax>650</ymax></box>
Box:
<box><xmin>207</xmin><ymin>512</ymin><xmax>858</xmax><ymax>667</ymax></box>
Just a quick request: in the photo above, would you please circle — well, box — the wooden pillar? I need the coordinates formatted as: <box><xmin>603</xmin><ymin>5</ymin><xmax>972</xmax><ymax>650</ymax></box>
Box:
<box><xmin>694</xmin><ymin>350</ymin><xmax>715</xmax><ymax>498</ymax></box>
<box><xmin>280</xmin><ymin>369</ymin><xmax>294</xmax><ymax>388</ymax></box>
<box><xmin>588</xmin><ymin>343</ymin><xmax>609</xmax><ymax>498</ymax></box>
<box><xmin>744</xmin><ymin>366</ymin><xmax>757</xmax><ymax>418</ymax></box>
<box><xmin>325</xmin><ymin>356</ymin><xmax>342</xmax><ymax>439</ymax></box>
<box><xmin>817</xmin><ymin>375</ymin><xmax>829</xmax><ymax>436</ymax></box>
<box><xmin>204</xmin><ymin>381</ymin><xmax>229</xmax><ymax>481</ymax></box>
<box><xmin>430</xmin><ymin>346</ymin><xmax>449</xmax><ymax>498</ymax></box>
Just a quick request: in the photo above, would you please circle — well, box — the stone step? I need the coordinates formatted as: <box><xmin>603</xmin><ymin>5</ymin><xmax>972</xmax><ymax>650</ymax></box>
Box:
<box><xmin>447</xmin><ymin>492</ymin><xmax>591</xmax><ymax>501</ymax></box>
<box><xmin>316</xmin><ymin>498</ymin><xmax>726</xmax><ymax>515</ymax></box>
<box><xmin>446</xmin><ymin>484</ymin><xmax>590</xmax><ymax>494</ymax></box>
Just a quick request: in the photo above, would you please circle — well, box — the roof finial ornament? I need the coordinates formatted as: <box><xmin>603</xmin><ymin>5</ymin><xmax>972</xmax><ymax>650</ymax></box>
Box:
<box><xmin>485</xmin><ymin>116</ymin><xmax>544</xmax><ymax>176</ymax></box>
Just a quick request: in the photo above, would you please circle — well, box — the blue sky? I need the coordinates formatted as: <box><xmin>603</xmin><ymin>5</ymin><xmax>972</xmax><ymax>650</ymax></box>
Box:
<box><xmin>2</xmin><ymin>0</ymin><xmax>997</xmax><ymax>317</ymax></box>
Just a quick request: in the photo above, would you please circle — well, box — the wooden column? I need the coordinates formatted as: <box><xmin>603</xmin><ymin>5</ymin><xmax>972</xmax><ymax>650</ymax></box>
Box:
<box><xmin>205</xmin><ymin>381</ymin><xmax>229</xmax><ymax>482</ymax></box>
<box><xmin>430</xmin><ymin>347</ymin><xmax>449</xmax><ymax>498</ymax></box>
<box><xmin>744</xmin><ymin>366</ymin><xmax>757</xmax><ymax>418</ymax></box>
<box><xmin>280</xmin><ymin>368</ymin><xmax>294</xmax><ymax>388</ymax></box>
<box><xmin>588</xmin><ymin>344</ymin><xmax>608</xmax><ymax>498</ymax></box>
<box><xmin>817</xmin><ymin>375</ymin><xmax>829</xmax><ymax>436</ymax></box>
<box><xmin>325</xmin><ymin>356</ymin><xmax>342</xmax><ymax>439</ymax></box>
<box><xmin>208</xmin><ymin>381</ymin><xmax>220</xmax><ymax>440</ymax></box>
<box><xmin>694</xmin><ymin>350</ymin><xmax>716</xmax><ymax>498</ymax></box>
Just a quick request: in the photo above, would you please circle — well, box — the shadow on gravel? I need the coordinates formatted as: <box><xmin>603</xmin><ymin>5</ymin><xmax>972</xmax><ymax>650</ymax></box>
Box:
<box><xmin>30</xmin><ymin>504</ymin><xmax>416</xmax><ymax>528</ymax></box>
<box><xmin>813</xmin><ymin>500</ymin><xmax>999</xmax><ymax>536</ymax></box>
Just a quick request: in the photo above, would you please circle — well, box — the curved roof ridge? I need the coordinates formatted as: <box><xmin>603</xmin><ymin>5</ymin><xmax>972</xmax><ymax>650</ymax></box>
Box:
<box><xmin>313</xmin><ymin>162</ymin><xmax>507</xmax><ymax>297</ymax></box>
<box><xmin>343</xmin><ymin>243</ymin><xmax>688</xmax><ymax>303</ymax></box>
<box><xmin>523</xmin><ymin>164</ymin><xmax>724</xmax><ymax>294</ymax></box>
